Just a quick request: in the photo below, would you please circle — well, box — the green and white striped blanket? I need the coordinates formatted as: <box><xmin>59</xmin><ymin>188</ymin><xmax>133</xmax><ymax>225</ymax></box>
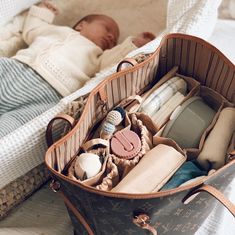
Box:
<box><xmin>0</xmin><ymin>58</ymin><xmax>61</xmax><ymax>137</ymax></box>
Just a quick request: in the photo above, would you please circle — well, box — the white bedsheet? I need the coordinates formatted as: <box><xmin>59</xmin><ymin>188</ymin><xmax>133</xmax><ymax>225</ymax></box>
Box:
<box><xmin>208</xmin><ymin>19</ymin><xmax>235</xmax><ymax>64</ymax></box>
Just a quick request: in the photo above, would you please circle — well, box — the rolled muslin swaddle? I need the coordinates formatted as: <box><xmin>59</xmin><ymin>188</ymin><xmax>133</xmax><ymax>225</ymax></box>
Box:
<box><xmin>152</xmin><ymin>92</ymin><xmax>185</xmax><ymax>127</ymax></box>
<box><xmin>197</xmin><ymin>107</ymin><xmax>235</xmax><ymax>171</ymax></box>
<box><xmin>111</xmin><ymin>144</ymin><xmax>186</xmax><ymax>193</ymax></box>
<box><xmin>139</xmin><ymin>76</ymin><xmax>187</xmax><ymax>117</ymax></box>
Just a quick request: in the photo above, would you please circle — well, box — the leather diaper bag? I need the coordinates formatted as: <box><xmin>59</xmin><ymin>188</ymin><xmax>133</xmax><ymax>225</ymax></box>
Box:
<box><xmin>45</xmin><ymin>34</ymin><xmax>235</xmax><ymax>235</ymax></box>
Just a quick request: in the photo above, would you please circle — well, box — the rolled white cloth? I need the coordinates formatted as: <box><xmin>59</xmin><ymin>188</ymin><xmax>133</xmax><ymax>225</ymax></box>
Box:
<box><xmin>152</xmin><ymin>91</ymin><xmax>185</xmax><ymax>127</ymax></box>
<box><xmin>111</xmin><ymin>144</ymin><xmax>186</xmax><ymax>193</ymax></box>
<box><xmin>197</xmin><ymin>107</ymin><xmax>235</xmax><ymax>171</ymax></box>
<box><xmin>139</xmin><ymin>76</ymin><xmax>187</xmax><ymax>116</ymax></box>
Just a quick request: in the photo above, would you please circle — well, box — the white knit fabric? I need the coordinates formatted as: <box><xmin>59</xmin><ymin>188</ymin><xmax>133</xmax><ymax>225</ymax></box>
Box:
<box><xmin>0</xmin><ymin>0</ymin><xmax>40</xmax><ymax>26</ymax></box>
<box><xmin>0</xmin><ymin>0</ymin><xmax>222</xmax><ymax>189</ymax></box>
<box><xmin>166</xmin><ymin>0</ymin><xmax>222</xmax><ymax>39</ymax></box>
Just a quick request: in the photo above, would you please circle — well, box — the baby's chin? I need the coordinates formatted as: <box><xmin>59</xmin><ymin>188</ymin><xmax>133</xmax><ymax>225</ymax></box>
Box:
<box><xmin>94</xmin><ymin>42</ymin><xmax>106</xmax><ymax>51</ymax></box>
<box><xmin>97</xmin><ymin>40</ymin><xmax>115</xmax><ymax>51</ymax></box>
<box><xmin>95</xmin><ymin>40</ymin><xmax>116</xmax><ymax>50</ymax></box>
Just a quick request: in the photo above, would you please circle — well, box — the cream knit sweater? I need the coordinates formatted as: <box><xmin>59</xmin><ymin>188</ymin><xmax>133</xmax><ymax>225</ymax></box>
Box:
<box><xmin>13</xmin><ymin>6</ymin><xmax>137</xmax><ymax>96</ymax></box>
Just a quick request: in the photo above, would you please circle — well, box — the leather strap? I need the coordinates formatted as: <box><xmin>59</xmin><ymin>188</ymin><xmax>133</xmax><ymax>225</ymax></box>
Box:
<box><xmin>184</xmin><ymin>184</ymin><xmax>235</xmax><ymax>217</ymax></box>
<box><xmin>50</xmin><ymin>180</ymin><xmax>95</xmax><ymax>235</ymax></box>
<box><xmin>98</xmin><ymin>86</ymin><xmax>107</xmax><ymax>103</ymax></box>
<box><xmin>82</xmin><ymin>138</ymin><xmax>109</xmax><ymax>151</ymax></box>
<box><xmin>46</xmin><ymin>113</ymin><xmax>75</xmax><ymax>147</ymax></box>
<box><xmin>60</xmin><ymin>191</ymin><xmax>95</xmax><ymax>235</ymax></box>
<box><xmin>118</xmin><ymin>95</ymin><xmax>142</xmax><ymax>107</ymax></box>
<box><xmin>125</xmin><ymin>95</ymin><xmax>143</xmax><ymax>104</ymax></box>
<box><xmin>133</xmin><ymin>214</ymin><xmax>157</xmax><ymax>235</ymax></box>
<box><xmin>116</xmin><ymin>58</ymin><xmax>138</xmax><ymax>72</ymax></box>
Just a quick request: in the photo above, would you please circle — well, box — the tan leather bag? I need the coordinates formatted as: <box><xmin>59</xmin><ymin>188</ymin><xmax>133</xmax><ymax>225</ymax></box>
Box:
<box><xmin>45</xmin><ymin>34</ymin><xmax>235</xmax><ymax>235</ymax></box>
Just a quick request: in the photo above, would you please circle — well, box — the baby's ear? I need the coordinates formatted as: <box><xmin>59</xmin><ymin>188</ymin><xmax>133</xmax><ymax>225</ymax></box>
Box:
<box><xmin>74</xmin><ymin>21</ymin><xmax>84</xmax><ymax>31</ymax></box>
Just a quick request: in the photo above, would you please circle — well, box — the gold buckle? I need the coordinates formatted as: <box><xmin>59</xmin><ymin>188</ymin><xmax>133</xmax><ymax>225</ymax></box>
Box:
<box><xmin>50</xmin><ymin>180</ymin><xmax>61</xmax><ymax>192</ymax></box>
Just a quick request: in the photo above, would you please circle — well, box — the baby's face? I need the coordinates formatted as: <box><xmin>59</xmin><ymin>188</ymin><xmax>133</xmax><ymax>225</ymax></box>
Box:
<box><xmin>76</xmin><ymin>16</ymin><xmax>119</xmax><ymax>50</ymax></box>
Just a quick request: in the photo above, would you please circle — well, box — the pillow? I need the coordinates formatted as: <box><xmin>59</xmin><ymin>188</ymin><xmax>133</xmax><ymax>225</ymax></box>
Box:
<box><xmin>0</xmin><ymin>0</ymin><xmax>40</xmax><ymax>26</ymax></box>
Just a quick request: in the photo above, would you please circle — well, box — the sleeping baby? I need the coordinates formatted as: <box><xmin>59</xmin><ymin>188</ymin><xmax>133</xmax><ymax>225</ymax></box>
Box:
<box><xmin>0</xmin><ymin>0</ymin><xmax>155</xmax><ymax>137</ymax></box>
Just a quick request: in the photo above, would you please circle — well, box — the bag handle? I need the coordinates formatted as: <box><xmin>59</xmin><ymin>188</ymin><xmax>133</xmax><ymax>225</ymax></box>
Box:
<box><xmin>118</xmin><ymin>95</ymin><xmax>143</xmax><ymax>112</ymax></box>
<box><xmin>116</xmin><ymin>58</ymin><xmax>138</xmax><ymax>72</ymax></box>
<box><xmin>61</xmin><ymin>190</ymin><xmax>95</xmax><ymax>235</ymax></box>
<box><xmin>46</xmin><ymin>113</ymin><xmax>76</xmax><ymax>147</ymax></box>
<box><xmin>82</xmin><ymin>138</ymin><xmax>109</xmax><ymax>152</ymax></box>
<box><xmin>116</xmin><ymin>53</ymin><xmax>152</xmax><ymax>72</ymax></box>
<box><xmin>50</xmin><ymin>180</ymin><xmax>95</xmax><ymax>235</ymax></box>
<box><xmin>183</xmin><ymin>184</ymin><xmax>235</xmax><ymax>216</ymax></box>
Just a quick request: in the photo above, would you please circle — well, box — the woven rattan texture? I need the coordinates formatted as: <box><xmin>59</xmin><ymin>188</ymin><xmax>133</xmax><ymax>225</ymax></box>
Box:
<box><xmin>0</xmin><ymin>163</ymin><xmax>49</xmax><ymax>219</ymax></box>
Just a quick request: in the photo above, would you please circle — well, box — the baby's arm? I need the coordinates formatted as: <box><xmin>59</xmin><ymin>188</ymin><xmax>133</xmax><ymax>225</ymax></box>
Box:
<box><xmin>100</xmin><ymin>32</ymin><xmax>155</xmax><ymax>70</ymax></box>
<box><xmin>22</xmin><ymin>1</ymin><xmax>58</xmax><ymax>45</ymax></box>
<box><xmin>100</xmin><ymin>37</ymin><xmax>137</xmax><ymax>70</ymax></box>
<box><xmin>132</xmin><ymin>32</ymin><xmax>155</xmax><ymax>48</ymax></box>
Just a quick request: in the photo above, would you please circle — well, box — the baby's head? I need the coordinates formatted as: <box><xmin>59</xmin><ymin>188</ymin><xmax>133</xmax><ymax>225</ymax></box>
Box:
<box><xmin>73</xmin><ymin>14</ymin><xmax>120</xmax><ymax>50</ymax></box>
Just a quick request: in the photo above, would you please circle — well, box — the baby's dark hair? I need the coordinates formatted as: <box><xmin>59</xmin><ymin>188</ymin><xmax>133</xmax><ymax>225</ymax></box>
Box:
<box><xmin>73</xmin><ymin>14</ymin><xmax>107</xmax><ymax>30</ymax></box>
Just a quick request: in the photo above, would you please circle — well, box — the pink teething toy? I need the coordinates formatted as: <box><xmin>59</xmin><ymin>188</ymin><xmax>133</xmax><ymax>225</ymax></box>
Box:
<box><xmin>110</xmin><ymin>129</ymin><xmax>141</xmax><ymax>159</ymax></box>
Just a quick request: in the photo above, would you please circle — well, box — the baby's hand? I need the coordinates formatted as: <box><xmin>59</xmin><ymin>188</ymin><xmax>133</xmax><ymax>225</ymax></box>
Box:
<box><xmin>132</xmin><ymin>32</ymin><xmax>156</xmax><ymax>48</ymax></box>
<box><xmin>39</xmin><ymin>0</ymin><xmax>59</xmax><ymax>15</ymax></box>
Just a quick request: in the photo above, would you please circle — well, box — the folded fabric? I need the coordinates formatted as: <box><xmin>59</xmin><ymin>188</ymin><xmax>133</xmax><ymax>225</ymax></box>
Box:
<box><xmin>161</xmin><ymin>161</ymin><xmax>207</xmax><ymax>190</ymax></box>
<box><xmin>179</xmin><ymin>175</ymin><xmax>206</xmax><ymax>187</ymax></box>
<box><xmin>197</xmin><ymin>107</ymin><xmax>235</xmax><ymax>171</ymax></box>
<box><xmin>111</xmin><ymin>144</ymin><xmax>186</xmax><ymax>193</ymax></box>
<box><xmin>179</xmin><ymin>169</ymin><xmax>216</xmax><ymax>187</ymax></box>
<box><xmin>139</xmin><ymin>76</ymin><xmax>187</xmax><ymax>117</ymax></box>
<box><xmin>152</xmin><ymin>92</ymin><xmax>185</xmax><ymax>127</ymax></box>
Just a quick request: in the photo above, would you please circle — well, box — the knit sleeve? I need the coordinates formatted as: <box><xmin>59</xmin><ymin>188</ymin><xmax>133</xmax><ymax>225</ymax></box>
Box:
<box><xmin>22</xmin><ymin>5</ymin><xmax>55</xmax><ymax>45</ymax></box>
<box><xmin>99</xmin><ymin>36</ymin><xmax>137</xmax><ymax>70</ymax></box>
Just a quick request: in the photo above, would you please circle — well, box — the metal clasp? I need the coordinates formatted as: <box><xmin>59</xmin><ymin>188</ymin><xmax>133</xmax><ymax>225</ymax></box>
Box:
<box><xmin>50</xmin><ymin>180</ymin><xmax>61</xmax><ymax>192</ymax></box>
